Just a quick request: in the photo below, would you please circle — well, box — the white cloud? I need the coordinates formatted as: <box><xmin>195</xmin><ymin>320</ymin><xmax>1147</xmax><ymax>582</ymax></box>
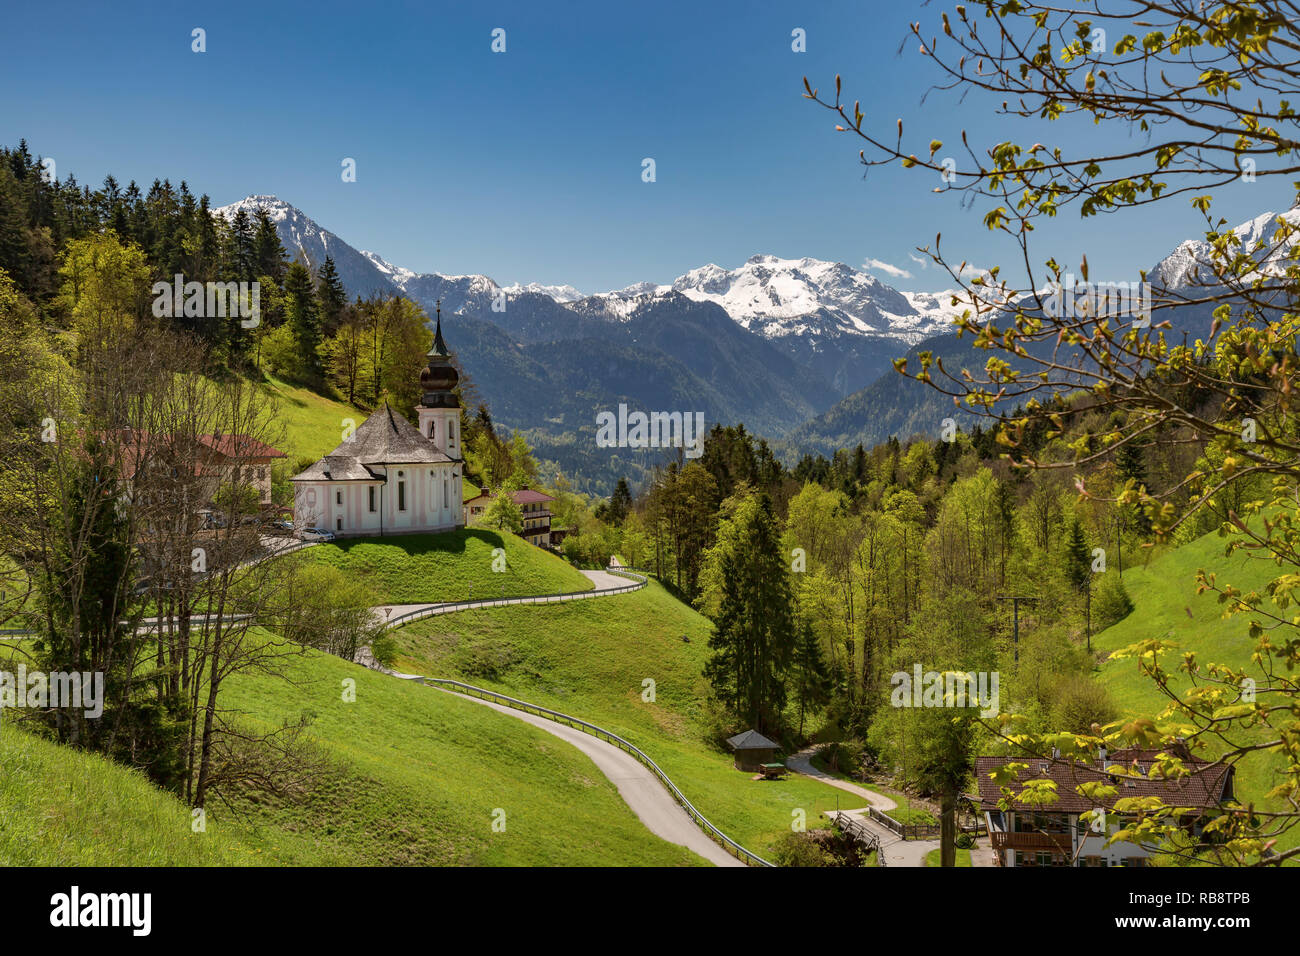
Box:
<box><xmin>861</xmin><ymin>257</ymin><xmax>912</xmax><ymax>279</ymax></box>
<box><xmin>908</xmin><ymin>253</ymin><xmax>928</xmax><ymax>269</ymax></box>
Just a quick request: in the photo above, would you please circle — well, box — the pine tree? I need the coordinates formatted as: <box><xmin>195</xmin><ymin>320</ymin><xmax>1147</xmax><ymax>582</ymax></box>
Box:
<box><xmin>702</xmin><ymin>492</ymin><xmax>796</xmax><ymax>735</ymax></box>
<box><xmin>608</xmin><ymin>477</ymin><xmax>632</xmax><ymax>525</ymax></box>
<box><xmin>1116</xmin><ymin>440</ymin><xmax>1151</xmax><ymax>534</ymax></box>
<box><xmin>252</xmin><ymin>208</ymin><xmax>286</xmax><ymax>285</ymax></box>
<box><xmin>791</xmin><ymin>619</ymin><xmax>832</xmax><ymax>737</ymax></box>
<box><xmin>284</xmin><ymin>260</ymin><xmax>321</xmax><ymax>381</ymax></box>
<box><xmin>316</xmin><ymin>255</ymin><xmax>347</xmax><ymax>336</ymax></box>
<box><xmin>1063</xmin><ymin>516</ymin><xmax>1094</xmax><ymax>649</ymax></box>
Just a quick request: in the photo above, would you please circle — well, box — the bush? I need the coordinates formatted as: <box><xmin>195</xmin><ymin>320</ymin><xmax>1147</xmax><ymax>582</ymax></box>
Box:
<box><xmin>771</xmin><ymin>830</ymin><xmax>835</xmax><ymax>867</ymax></box>
<box><xmin>955</xmin><ymin>832</ymin><xmax>974</xmax><ymax>850</ymax></box>
<box><xmin>1050</xmin><ymin>674</ymin><xmax>1118</xmax><ymax>733</ymax></box>
<box><xmin>1093</xmin><ymin>573</ymin><xmax>1135</xmax><ymax>630</ymax></box>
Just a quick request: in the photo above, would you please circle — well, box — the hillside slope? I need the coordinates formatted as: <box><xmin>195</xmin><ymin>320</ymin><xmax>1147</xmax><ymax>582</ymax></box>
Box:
<box><xmin>0</xmin><ymin>723</ymin><xmax>255</xmax><ymax>865</ymax></box>
<box><xmin>1092</xmin><ymin>528</ymin><xmax>1298</xmax><ymax>856</ymax></box>
<box><xmin>295</xmin><ymin>529</ymin><xmax>593</xmax><ymax>604</ymax></box>
<box><xmin>388</xmin><ymin>578</ymin><xmax>867</xmax><ymax>857</ymax></box>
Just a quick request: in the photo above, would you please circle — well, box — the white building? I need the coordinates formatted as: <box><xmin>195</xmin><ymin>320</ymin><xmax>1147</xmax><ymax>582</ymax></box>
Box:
<box><xmin>291</xmin><ymin>308</ymin><xmax>464</xmax><ymax>536</ymax></box>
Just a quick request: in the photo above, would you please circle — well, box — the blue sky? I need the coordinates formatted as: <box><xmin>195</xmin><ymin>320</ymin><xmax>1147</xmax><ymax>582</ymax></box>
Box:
<box><xmin>3</xmin><ymin>0</ymin><xmax>1292</xmax><ymax>293</ymax></box>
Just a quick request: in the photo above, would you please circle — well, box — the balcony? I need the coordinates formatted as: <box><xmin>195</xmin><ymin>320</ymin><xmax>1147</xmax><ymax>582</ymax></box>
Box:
<box><xmin>991</xmin><ymin>831</ymin><xmax>1072</xmax><ymax>852</ymax></box>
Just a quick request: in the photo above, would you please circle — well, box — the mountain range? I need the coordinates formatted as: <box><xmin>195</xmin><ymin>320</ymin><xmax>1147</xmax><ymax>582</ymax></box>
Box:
<box><xmin>214</xmin><ymin>196</ymin><xmax>1293</xmax><ymax>490</ymax></box>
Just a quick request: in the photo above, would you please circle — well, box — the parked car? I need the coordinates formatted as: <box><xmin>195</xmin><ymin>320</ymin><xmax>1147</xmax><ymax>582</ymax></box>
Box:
<box><xmin>267</xmin><ymin>518</ymin><xmax>294</xmax><ymax>533</ymax></box>
<box><xmin>299</xmin><ymin>527</ymin><xmax>336</xmax><ymax>542</ymax></box>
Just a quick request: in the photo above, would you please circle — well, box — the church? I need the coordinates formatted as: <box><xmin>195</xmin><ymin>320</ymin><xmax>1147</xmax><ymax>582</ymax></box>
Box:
<box><xmin>291</xmin><ymin>307</ymin><xmax>464</xmax><ymax>537</ymax></box>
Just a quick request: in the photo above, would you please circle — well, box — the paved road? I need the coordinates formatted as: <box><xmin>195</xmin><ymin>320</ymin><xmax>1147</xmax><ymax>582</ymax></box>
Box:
<box><xmin>368</xmin><ymin>564</ymin><xmax>745</xmax><ymax>867</ymax></box>
<box><xmin>371</xmin><ymin>569</ymin><xmax>636</xmax><ymax>624</ymax></box>
<box><xmin>431</xmin><ymin>686</ymin><xmax>743</xmax><ymax>867</ymax></box>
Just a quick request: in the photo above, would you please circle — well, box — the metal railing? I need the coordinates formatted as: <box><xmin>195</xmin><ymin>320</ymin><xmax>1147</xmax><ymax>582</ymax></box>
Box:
<box><xmin>384</xmin><ymin>570</ymin><xmax>648</xmax><ymax>629</ymax></box>
<box><xmin>423</xmin><ymin>676</ymin><xmax>773</xmax><ymax>868</ymax></box>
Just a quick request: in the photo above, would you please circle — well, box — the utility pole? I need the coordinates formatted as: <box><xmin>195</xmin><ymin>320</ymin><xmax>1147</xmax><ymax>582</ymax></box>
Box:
<box><xmin>997</xmin><ymin>595</ymin><xmax>1037</xmax><ymax>664</ymax></box>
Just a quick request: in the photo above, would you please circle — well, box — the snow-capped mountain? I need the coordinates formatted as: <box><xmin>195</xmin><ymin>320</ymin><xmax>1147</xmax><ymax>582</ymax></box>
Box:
<box><xmin>214</xmin><ymin>196</ymin><xmax>400</xmax><ymax>298</ymax></box>
<box><xmin>592</xmin><ymin>254</ymin><xmax>949</xmax><ymax>343</ymax></box>
<box><xmin>1150</xmin><ymin>205</ymin><xmax>1300</xmax><ymax>292</ymax></box>
<box><xmin>214</xmin><ymin>196</ymin><xmax>957</xmax><ymax>395</ymax></box>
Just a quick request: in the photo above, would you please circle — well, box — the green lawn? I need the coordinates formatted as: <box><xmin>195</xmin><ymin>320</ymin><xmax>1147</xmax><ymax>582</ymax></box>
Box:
<box><xmin>925</xmin><ymin>847</ymin><xmax>972</xmax><ymax>867</ymax></box>
<box><xmin>0</xmin><ymin>722</ymin><xmax>258</xmax><ymax>865</ymax></box>
<box><xmin>260</xmin><ymin>374</ymin><xmax>363</xmax><ymax>463</ymax></box>
<box><xmin>295</xmin><ymin>528</ymin><xmax>593</xmax><ymax>605</ymax></box>
<box><xmin>1093</xmin><ymin>525</ymin><xmax>1299</xmax><ymax>857</ymax></box>
<box><xmin>389</xmin><ymin>578</ymin><xmax>867</xmax><ymax>858</ymax></box>
<box><xmin>0</xmin><ymin>639</ymin><xmax>705</xmax><ymax>866</ymax></box>
<box><xmin>214</xmin><ymin>639</ymin><xmax>703</xmax><ymax>865</ymax></box>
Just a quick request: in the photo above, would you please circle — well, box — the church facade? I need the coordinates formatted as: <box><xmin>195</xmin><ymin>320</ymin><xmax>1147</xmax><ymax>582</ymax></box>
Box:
<box><xmin>291</xmin><ymin>309</ymin><xmax>464</xmax><ymax>537</ymax></box>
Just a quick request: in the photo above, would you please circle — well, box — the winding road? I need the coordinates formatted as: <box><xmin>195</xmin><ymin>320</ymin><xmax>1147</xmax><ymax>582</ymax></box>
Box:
<box><xmin>370</xmin><ymin>566</ymin><xmax>747</xmax><ymax>867</ymax></box>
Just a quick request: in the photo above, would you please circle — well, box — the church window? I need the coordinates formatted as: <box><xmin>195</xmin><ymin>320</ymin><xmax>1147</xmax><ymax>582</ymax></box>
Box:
<box><xmin>398</xmin><ymin>480</ymin><xmax>406</xmax><ymax>511</ymax></box>
<box><xmin>368</xmin><ymin>487</ymin><xmax>376</xmax><ymax>512</ymax></box>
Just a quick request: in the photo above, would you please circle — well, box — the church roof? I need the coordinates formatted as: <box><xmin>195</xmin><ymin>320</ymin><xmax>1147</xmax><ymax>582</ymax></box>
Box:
<box><xmin>290</xmin><ymin>405</ymin><xmax>452</xmax><ymax>482</ymax></box>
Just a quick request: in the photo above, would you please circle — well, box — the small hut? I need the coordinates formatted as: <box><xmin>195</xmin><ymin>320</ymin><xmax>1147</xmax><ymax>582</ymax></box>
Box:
<box><xmin>725</xmin><ymin>729</ymin><xmax>781</xmax><ymax>772</ymax></box>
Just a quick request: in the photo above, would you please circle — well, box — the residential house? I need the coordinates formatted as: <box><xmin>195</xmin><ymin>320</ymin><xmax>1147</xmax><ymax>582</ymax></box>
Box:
<box><xmin>463</xmin><ymin>486</ymin><xmax>556</xmax><ymax>547</ymax></box>
<box><xmin>976</xmin><ymin>744</ymin><xmax>1234</xmax><ymax>867</ymax></box>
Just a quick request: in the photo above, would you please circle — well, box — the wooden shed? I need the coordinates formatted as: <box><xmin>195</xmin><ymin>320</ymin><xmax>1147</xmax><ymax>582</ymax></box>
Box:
<box><xmin>725</xmin><ymin>729</ymin><xmax>781</xmax><ymax>772</ymax></box>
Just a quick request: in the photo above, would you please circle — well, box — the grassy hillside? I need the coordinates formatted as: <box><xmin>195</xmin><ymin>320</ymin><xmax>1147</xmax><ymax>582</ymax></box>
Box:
<box><xmin>0</xmin><ymin>640</ymin><xmax>705</xmax><ymax>866</ymax></box>
<box><xmin>0</xmin><ymin>722</ymin><xmax>257</xmax><ymax>865</ymax></box>
<box><xmin>1093</xmin><ymin>527</ymin><xmax>1298</xmax><ymax>856</ymax></box>
<box><xmin>296</xmin><ymin>528</ymin><xmax>593</xmax><ymax>605</ymax></box>
<box><xmin>260</xmin><ymin>375</ymin><xmax>362</xmax><ymax>463</ymax></box>
<box><xmin>214</xmin><ymin>639</ymin><xmax>703</xmax><ymax>865</ymax></box>
<box><xmin>388</xmin><ymin>579</ymin><xmax>868</xmax><ymax>858</ymax></box>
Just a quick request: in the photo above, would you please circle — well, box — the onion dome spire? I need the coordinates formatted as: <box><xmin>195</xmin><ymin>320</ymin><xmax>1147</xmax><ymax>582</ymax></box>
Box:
<box><xmin>419</xmin><ymin>299</ymin><xmax>459</xmax><ymax>406</ymax></box>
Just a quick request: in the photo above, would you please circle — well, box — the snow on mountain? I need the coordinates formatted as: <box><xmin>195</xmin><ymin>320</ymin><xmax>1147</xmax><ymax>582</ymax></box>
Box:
<box><xmin>501</xmin><ymin>281</ymin><xmax>585</xmax><ymax>303</ymax></box>
<box><xmin>213</xmin><ymin>198</ymin><xmax>950</xmax><ymax>350</ymax></box>
<box><xmin>593</xmin><ymin>254</ymin><xmax>951</xmax><ymax>345</ymax></box>
<box><xmin>1149</xmin><ymin>205</ymin><xmax>1300</xmax><ymax>291</ymax></box>
<box><xmin>214</xmin><ymin>196</ymin><xmax>399</xmax><ymax>297</ymax></box>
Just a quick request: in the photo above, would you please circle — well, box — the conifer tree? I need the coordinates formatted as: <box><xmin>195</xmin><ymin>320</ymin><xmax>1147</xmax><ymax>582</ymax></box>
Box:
<box><xmin>284</xmin><ymin>260</ymin><xmax>321</xmax><ymax>381</ymax></box>
<box><xmin>1063</xmin><ymin>516</ymin><xmax>1093</xmax><ymax>649</ymax></box>
<box><xmin>315</xmin><ymin>254</ymin><xmax>347</xmax><ymax>336</ymax></box>
<box><xmin>702</xmin><ymin>492</ymin><xmax>796</xmax><ymax>735</ymax></box>
<box><xmin>252</xmin><ymin>207</ymin><xmax>286</xmax><ymax>286</ymax></box>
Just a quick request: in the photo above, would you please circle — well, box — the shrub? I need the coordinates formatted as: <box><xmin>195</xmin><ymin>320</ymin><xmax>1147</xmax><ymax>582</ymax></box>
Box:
<box><xmin>1050</xmin><ymin>674</ymin><xmax>1118</xmax><ymax>734</ymax></box>
<box><xmin>1093</xmin><ymin>573</ymin><xmax>1135</xmax><ymax>630</ymax></box>
<box><xmin>771</xmin><ymin>830</ymin><xmax>835</xmax><ymax>867</ymax></box>
<box><xmin>955</xmin><ymin>832</ymin><xmax>974</xmax><ymax>849</ymax></box>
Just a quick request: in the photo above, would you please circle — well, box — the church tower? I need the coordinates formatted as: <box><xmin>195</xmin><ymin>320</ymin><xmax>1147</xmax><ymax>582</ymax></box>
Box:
<box><xmin>416</xmin><ymin>301</ymin><xmax>462</xmax><ymax>461</ymax></box>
